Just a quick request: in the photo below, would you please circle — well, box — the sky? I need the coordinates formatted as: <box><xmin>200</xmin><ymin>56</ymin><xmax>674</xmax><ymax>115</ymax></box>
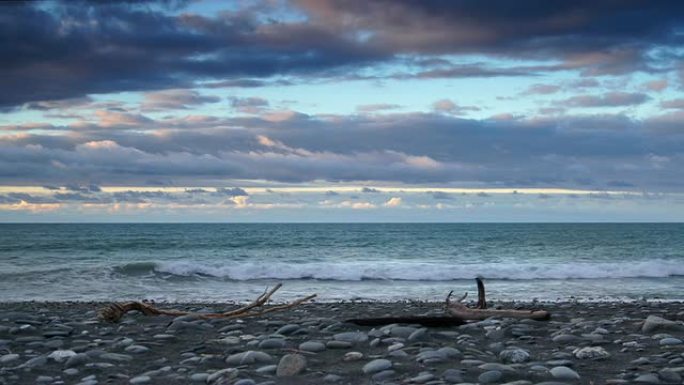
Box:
<box><xmin>1</xmin><ymin>0</ymin><xmax>683</xmax><ymax>222</ymax></box>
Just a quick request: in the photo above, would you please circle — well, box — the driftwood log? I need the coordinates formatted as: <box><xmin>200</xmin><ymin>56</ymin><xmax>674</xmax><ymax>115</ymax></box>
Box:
<box><xmin>98</xmin><ymin>283</ymin><xmax>316</xmax><ymax>322</ymax></box>
<box><xmin>346</xmin><ymin>277</ymin><xmax>550</xmax><ymax>326</ymax></box>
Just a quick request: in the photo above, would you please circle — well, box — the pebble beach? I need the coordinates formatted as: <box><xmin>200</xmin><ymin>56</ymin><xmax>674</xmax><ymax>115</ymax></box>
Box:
<box><xmin>1</xmin><ymin>301</ymin><xmax>684</xmax><ymax>385</ymax></box>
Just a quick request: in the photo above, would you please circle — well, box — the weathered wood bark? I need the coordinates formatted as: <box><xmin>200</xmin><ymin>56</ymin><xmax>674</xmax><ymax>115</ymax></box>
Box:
<box><xmin>476</xmin><ymin>276</ymin><xmax>487</xmax><ymax>309</ymax></box>
<box><xmin>446</xmin><ymin>277</ymin><xmax>550</xmax><ymax>321</ymax></box>
<box><xmin>345</xmin><ymin>278</ymin><xmax>550</xmax><ymax>326</ymax></box>
<box><xmin>98</xmin><ymin>283</ymin><xmax>316</xmax><ymax>322</ymax></box>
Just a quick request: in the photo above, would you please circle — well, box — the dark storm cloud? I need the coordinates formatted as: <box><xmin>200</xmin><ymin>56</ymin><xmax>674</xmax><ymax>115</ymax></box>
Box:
<box><xmin>299</xmin><ymin>0</ymin><xmax>684</xmax><ymax>71</ymax></box>
<box><xmin>0</xmin><ymin>1</ymin><xmax>382</xmax><ymax>108</ymax></box>
<box><xmin>2</xmin><ymin>1</ymin><xmax>684</xmax><ymax>107</ymax></box>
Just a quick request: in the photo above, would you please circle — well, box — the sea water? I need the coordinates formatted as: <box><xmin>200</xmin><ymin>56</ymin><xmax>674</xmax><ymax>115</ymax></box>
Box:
<box><xmin>0</xmin><ymin>223</ymin><xmax>682</xmax><ymax>302</ymax></box>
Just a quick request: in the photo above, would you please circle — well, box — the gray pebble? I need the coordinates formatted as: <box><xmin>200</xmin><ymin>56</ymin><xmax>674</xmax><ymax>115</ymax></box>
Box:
<box><xmin>362</xmin><ymin>358</ymin><xmax>392</xmax><ymax>374</ymax></box>
<box><xmin>389</xmin><ymin>326</ymin><xmax>417</xmax><ymax>338</ymax></box>
<box><xmin>23</xmin><ymin>355</ymin><xmax>48</xmax><ymax>368</ymax></box>
<box><xmin>409</xmin><ymin>373</ymin><xmax>435</xmax><ymax>383</ymax></box>
<box><xmin>64</xmin><ymin>368</ymin><xmax>79</xmax><ymax>376</ymax></box>
<box><xmin>299</xmin><ymin>341</ymin><xmax>326</xmax><ymax>352</ymax></box>
<box><xmin>408</xmin><ymin>327</ymin><xmax>428</xmax><ymax>341</ymax></box>
<box><xmin>416</xmin><ymin>350</ymin><xmax>447</xmax><ymax>364</ymax></box>
<box><xmin>129</xmin><ymin>375</ymin><xmax>151</xmax><ymax>384</ymax></box>
<box><xmin>326</xmin><ymin>340</ymin><xmax>352</xmax><ymax>349</ymax></box>
<box><xmin>206</xmin><ymin>368</ymin><xmax>239</xmax><ymax>384</ymax></box>
<box><xmin>256</xmin><ymin>365</ymin><xmax>277</xmax><ymax>374</ymax></box>
<box><xmin>65</xmin><ymin>353</ymin><xmax>90</xmax><ymax>368</ymax></box>
<box><xmin>573</xmin><ymin>346</ymin><xmax>610</xmax><ymax>360</ymax></box>
<box><xmin>552</xmin><ymin>334</ymin><xmax>579</xmax><ymax>344</ymax></box>
<box><xmin>479</xmin><ymin>370</ymin><xmax>503</xmax><ymax>384</ymax></box>
<box><xmin>479</xmin><ymin>363</ymin><xmax>516</xmax><ymax>372</ymax></box>
<box><xmin>333</xmin><ymin>331</ymin><xmax>368</xmax><ymax>343</ymax></box>
<box><xmin>634</xmin><ymin>373</ymin><xmax>661</xmax><ymax>383</ymax></box>
<box><xmin>324</xmin><ymin>374</ymin><xmax>343</xmax><ymax>382</ymax></box>
<box><xmin>642</xmin><ymin>315</ymin><xmax>683</xmax><ymax>333</ymax></box>
<box><xmin>371</xmin><ymin>369</ymin><xmax>396</xmax><ymax>382</ymax></box>
<box><xmin>276</xmin><ymin>324</ymin><xmax>300</xmax><ymax>335</ymax></box>
<box><xmin>189</xmin><ymin>373</ymin><xmax>209</xmax><ymax>382</ymax></box>
<box><xmin>226</xmin><ymin>351</ymin><xmax>273</xmax><ymax>365</ymax></box>
<box><xmin>658</xmin><ymin>369</ymin><xmax>681</xmax><ymax>384</ymax></box>
<box><xmin>660</xmin><ymin>338</ymin><xmax>683</xmax><ymax>346</ymax></box>
<box><xmin>258</xmin><ymin>338</ymin><xmax>286</xmax><ymax>349</ymax></box>
<box><xmin>550</xmin><ymin>366</ymin><xmax>580</xmax><ymax>381</ymax></box>
<box><xmin>99</xmin><ymin>352</ymin><xmax>133</xmax><ymax>362</ymax></box>
<box><xmin>276</xmin><ymin>353</ymin><xmax>307</xmax><ymax>376</ymax></box>
<box><xmin>500</xmin><ymin>348</ymin><xmax>530</xmax><ymax>363</ymax></box>
<box><xmin>442</xmin><ymin>368</ymin><xmax>464</xmax><ymax>383</ymax></box>
<box><xmin>0</xmin><ymin>353</ymin><xmax>20</xmax><ymax>364</ymax></box>
<box><xmin>124</xmin><ymin>345</ymin><xmax>149</xmax><ymax>354</ymax></box>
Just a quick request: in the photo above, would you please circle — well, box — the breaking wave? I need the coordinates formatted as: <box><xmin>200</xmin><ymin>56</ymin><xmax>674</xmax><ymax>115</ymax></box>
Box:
<box><xmin>112</xmin><ymin>259</ymin><xmax>684</xmax><ymax>281</ymax></box>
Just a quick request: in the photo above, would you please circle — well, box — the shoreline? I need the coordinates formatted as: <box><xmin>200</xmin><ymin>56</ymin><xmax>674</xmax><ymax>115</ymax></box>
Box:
<box><xmin>2</xmin><ymin>298</ymin><xmax>684</xmax><ymax>306</ymax></box>
<box><xmin>2</xmin><ymin>301</ymin><xmax>684</xmax><ymax>384</ymax></box>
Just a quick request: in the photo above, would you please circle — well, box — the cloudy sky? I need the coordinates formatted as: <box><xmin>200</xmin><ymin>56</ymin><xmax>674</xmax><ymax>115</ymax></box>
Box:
<box><xmin>1</xmin><ymin>0</ymin><xmax>683</xmax><ymax>222</ymax></box>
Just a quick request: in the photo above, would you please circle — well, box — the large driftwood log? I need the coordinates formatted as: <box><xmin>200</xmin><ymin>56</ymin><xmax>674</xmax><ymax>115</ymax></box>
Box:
<box><xmin>345</xmin><ymin>277</ymin><xmax>550</xmax><ymax>326</ymax></box>
<box><xmin>446</xmin><ymin>278</ymin><xmax>550</xmax><ymax>321</ymax></box>
<box><xmin>98</xmin><ymin>283</ymin><xmax>316</xmax><ymax>322</ymax></box>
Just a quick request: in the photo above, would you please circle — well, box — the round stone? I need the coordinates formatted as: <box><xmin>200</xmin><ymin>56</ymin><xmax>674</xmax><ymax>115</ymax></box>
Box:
<box><xmin>189</xmin><ymin>373</ymin><xmax>209</xmax><ymax>382</ymax></box>
<box><xmin>362</xmin><ymin>359</ymin><xmax>392</xmax><ymax>374</ymax></box>
<box><xmin>299</xmin><ymin>341</ymin><xmax>326</xmax><ymax>352</ymax></box>
<box><xmin>129</xmin><ymin>375</ymin><xmax>151</xmax><ymax>384</ymax></box>
<box><xmin>573</xmin><ymin>346</ymin><xmax>611</xmax><ymax>360</ymax></box>
<box><xmin>258</xmin><ymin>338</ymin><xmax>286</xmax><ymax>349</ymax></box>
<box><xmin>499</xmin><ymin>348</ymin><xmax>530</xmax><ymax>363</ymax></box>
<box><xmin>344</xmin><ymin>351</ymin><xmax>363</xmax><ymax>361</ymax></box>
<box><xmin>550</xmin><ymin>366</ymin><xmax>581</xmax><ymax>381</ymax></box>
<box><xmin>333</xmin><ymin>331</ymin><xmax>368</xmax><ymax>343</ymax></box>
<box><xmin>125</xmin><ymin>345</ymin><xmax>150</xmax><ymax>354</ymax></box>
<box><xmin>326</xmin><ymin>340</ymin><xmax>352</xmax><ymax>349</ymax></box>
<box><xmin>660</xmin><ymin>337</ymin><xmax>683</xmax><ymax>346</ymax></box>
<box><xmin>0</xmin><ymin>354</ymin><xmax>20</xmax><ymax>364</ymax></box>
<box><xmin>478</xmin><ymin>370</ymin><xmax>503</xmax><ymax>384</ymax></box>
<box><xmin>276</xmin><ymin>354</ymin><xmax>307</xmax><ymax>377</ymax></box>
<box><xmin>225</xmin><ymin>351</ymin><xmax>272</xmax><ymax>365</ymax></box>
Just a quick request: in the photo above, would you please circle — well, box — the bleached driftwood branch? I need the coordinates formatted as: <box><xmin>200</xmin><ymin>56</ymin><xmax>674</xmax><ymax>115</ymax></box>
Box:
<box><xmin>98</xmin><ymin>283</ymin><xmax>316</xmax><ymax>322</ymax></box>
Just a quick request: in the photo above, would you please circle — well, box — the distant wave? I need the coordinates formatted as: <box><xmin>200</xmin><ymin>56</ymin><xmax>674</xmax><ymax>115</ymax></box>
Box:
<box><xmin>110</xmin><ymin>259</ymin><xmax>684</xmax><ymax>281</ymax></box>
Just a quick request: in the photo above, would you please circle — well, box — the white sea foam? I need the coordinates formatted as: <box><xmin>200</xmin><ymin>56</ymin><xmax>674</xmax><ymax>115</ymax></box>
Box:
<box><xmin>148</xmin><ymin>259</ymin><xmax>684</xmax><ymax>281</ymax></box>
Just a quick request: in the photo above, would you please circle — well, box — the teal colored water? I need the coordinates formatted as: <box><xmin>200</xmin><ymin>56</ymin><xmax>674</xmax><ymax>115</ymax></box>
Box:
<box><xmin>0</xmin><ymin>223</ymin><xmax>682</xmax><ymax>302</ymax></box>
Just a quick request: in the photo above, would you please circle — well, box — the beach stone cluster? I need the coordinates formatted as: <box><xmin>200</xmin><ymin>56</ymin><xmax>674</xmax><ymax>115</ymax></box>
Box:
<box><xmin>1</xmin><ymin>301</ymin><xmax>684</xmax><ymax>384</ymax></box>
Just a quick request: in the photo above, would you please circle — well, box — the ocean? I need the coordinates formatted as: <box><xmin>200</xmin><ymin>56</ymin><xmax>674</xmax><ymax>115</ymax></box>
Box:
<box><xmin>0</xmin><ymin>223</ymin><xmax>682</xmax><ymax>303</ymax></box>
